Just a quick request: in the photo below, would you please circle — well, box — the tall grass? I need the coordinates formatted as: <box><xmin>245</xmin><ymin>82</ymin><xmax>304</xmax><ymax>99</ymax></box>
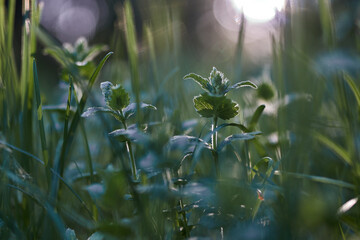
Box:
<box><xmin>0</xmin><ymin>0</ymin><xmax>360</xmax><ymax>239</ymax></box>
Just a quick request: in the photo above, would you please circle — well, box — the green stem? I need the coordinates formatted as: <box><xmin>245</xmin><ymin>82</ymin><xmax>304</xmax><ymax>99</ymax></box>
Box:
<box><xmin>212</xmin><ymin>116</ymin><xmax>219</xmax><ymax>177</ymax></box>
<box><xmin>126</xmin><ymin>141</ymin><xmax>137</xmax><ymax>180</ymax></box>
<box><xmin>122</xmin><ymin>119</ymin><xmax>138</xmax><ymax>180</ymax></box>
<box><xmin>179</xmin><ymin>199</ymin><xmax>189</xmax><ymax>238</ymax></box>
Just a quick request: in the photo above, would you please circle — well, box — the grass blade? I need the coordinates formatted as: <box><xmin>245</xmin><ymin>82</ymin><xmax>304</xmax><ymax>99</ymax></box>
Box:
<box><xmin>314</xmin><ymin>132</ymin><xmax>352</xmax><ymax>165</ymax></box>
<box><xmin>33</xmin><ymin>59</ymin><xmax>49</xmax><ymax>166</ymax></box>
<box><xmin>277</xmin><ymin>171</ymin><xmax>355</xmax><ymax>190</ymax></box>
<box><xmin>318</xmin><ymin>0</ymin><xmax>335</xmax><ymax>48</ymax></box>
<box><xmin>58</xmin><ymin>52</ymin><xmax>113</xmax><ymax>177</ymax></box>
<box><xmin>124</xmin><ymin>0</ymin><xmax>141</xmax><ymax>123</ymax></box>
<box><xmin>343</xmin><ymin>73</ymin><xmax>360</xmax><ymax>107</ymax></box>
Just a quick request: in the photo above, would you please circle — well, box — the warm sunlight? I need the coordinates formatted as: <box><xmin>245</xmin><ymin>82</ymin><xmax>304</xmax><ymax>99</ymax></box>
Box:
<box><xmin>231</xmin><ymin>0</ymin><xmax>285</xmax><ymax>22</ymax></box>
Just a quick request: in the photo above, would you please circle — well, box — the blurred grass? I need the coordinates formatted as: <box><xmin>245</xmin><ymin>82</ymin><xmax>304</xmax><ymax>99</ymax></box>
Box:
<box><xmin>1</xmin><ymin>0</ymin><xmax>360</xmax><ymax>239</ymax></box>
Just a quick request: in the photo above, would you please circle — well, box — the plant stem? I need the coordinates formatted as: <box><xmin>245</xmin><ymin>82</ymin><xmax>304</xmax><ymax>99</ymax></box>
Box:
<box><xmin>179</xmin><ymin>199</ymin><xmax>189</xmax><ymax>238</ymax></box>
<box><xmin>212</xmin><ymin>116</ymin><xmax>219</xmax><ymax>177</ymax></box>
<box><xmin>126</xmin><ymin>141</ymin><xmax>137</xmax><ymax>180</ymax></box>
<box><xmin>122</xmin><ymin>120</ymin><xmax>138</xmax><ymax>180</ymax></box>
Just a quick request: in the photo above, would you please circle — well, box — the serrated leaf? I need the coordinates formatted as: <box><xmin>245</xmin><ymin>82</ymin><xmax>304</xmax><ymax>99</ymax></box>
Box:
<box><xmin>110</xmin><ymin>85</ymin><xmax>130</xmax><ymax>110</ymax></box>
<box><xmin>100</xmin><ymin>82</ymin><xmax>130</xmax><ymax>111</ymax></box>
<box><xmin>183</xmin><ymin>73</ymin><xmax>210</xmax><ymax>91</ymax></box>
<box><xmin>81</xmin><ymin>107</ymin><xmax>117</xmax><ymax>118</ymax></box>
<box><xmin>193</xmin><ymin>93</ymin><xmax>239</xmax><ymax>120</ymax></box>
<box><xmin>123</xmin><ymin>102</ymin><xmax>157</xmax><ymax>119</ymax></box>
<box><xmin>218</xmin><ymin>131</ymin><xmax>261</xmax><ymax>151</ymax></box>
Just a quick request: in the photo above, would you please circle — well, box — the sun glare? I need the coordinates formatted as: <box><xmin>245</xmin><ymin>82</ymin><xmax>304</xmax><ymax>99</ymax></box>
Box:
<box><xmin>231</xmin><ymin>0</ymin><xmax>285</xmax><ymax>22</ymax></box>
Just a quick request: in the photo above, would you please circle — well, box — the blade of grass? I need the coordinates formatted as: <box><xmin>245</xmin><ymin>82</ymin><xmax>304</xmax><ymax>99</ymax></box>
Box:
<box><xmin>318</xmin><ymin>0</ymin><xmax>335</xmax><ymax>48</ymax></box>
<box><xmin>314</xmin><ymin>132</ymin><xmax>352</xmax><ymax>165</ymax></box>
<box><xmin>145</xmin><ymin>25</ymin><xmax>159</xmax><ymax>88</ymax></box>
<box><xmin>234</xmin><ymin>13</ymin><xmax>246</xmax><ymax>79</ymax></box>
<box><xmin>248</xmin><ymin>105</ymin><xmax>265</xmax><ymax>131</ymax></box>
<box><xmin>49</xmin><ymin>52</ymin><xmax>112</xmax><ymax>211</ymax></box>
<box><xmin>58</xmin><ymin>52</ymin><xmax>113</xmax><ymax>177</ymax></box>
<box><xmin>343</xmin><ymin>73</ymin><xmax>360</xmax><ymax>107</ymax></box>
<box><xmin>276</xmin><ymin>171</ymin><xmax>355</xmax><ymax>190</ymax></box>
<box><xmin>72</xmin><ymin>80</ymin><xmax>94</xmax><ymax>183</ymax></box>
<box><xmin>0</xmin><ymin>140</ymin><xmax>93</xmax><ymax>217</ymax></box>
<box><xmin>124</xmin><ymin>0</ymin><xmax>141</xmax><ymax>124</ymax></box>
<box><xmin>33</xmin><ymin>59</ymin><xmax>49</xmax><ymax>166</ymax></box>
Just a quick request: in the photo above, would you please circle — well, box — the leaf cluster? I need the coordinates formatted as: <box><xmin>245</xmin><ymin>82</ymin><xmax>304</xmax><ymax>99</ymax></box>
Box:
<box><xmin>82</xmin><ymin>81</ymin><xmax>155</xmax><ymax>123</ymax></box>
<box><xmin>184</xmin><ymin>67</ymin><xmax>257</xmax><ymax>120</ymax></box>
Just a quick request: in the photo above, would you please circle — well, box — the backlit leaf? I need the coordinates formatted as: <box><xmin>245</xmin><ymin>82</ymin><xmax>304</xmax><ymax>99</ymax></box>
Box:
<box><xmin>193</xmin><ymin>93</ymin><xmax>239</xmax><ymax>120</ymax></box>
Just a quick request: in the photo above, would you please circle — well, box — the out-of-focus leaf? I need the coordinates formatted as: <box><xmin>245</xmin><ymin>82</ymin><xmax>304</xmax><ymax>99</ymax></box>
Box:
<box><xmin>169</xmin><ymin>135</ymin><xmax>212</xmax><ymax>151</ymax></box>
<box><xmin>276</xmin><ymin>171</ymin><xmax>355</xmax><ymax>189</ymax></box>
<box><xmin>84</xmin><ymin>183</ymin><xmax>105</xmax><ymax>201</ymax></box>
<box><xmin>123</xmin><ymin>102</ymin><xmax>156</xmax><ymax>119</ymax></box>
<box><xmin>109</xmin><ymin>128</ymin><xmax>149</xmax><ymax>143</ymax></box>
<box><xmin>43</xmin><ymin>104</ymin><xmax>76</xmax><ymax>115</ymax></box>
<box><xmin>338</xmin><ymin>197</ymin><xmax>358</xmax><ymax>215</ymax></box>
<box><xmin>343</xmin><ymin>73</ymin><xmax>360</xmax><ymax>107</ymax></box>
<box><xmin>81</xmin><ymin>107</ymin><xmax>117</xmax><ymax>118</ymax></box>
<box><xmin>193</xmin><ymin>93</ymin><xmax>239</xmax><ymax>120</ymax></box>
<box><xmin>314</xmin><ymin>132</ymin><xmax>352</xmax><ymax>165</ymax></box>
<box><xmin>218</xmin><ymin>132</ymin><xmax>261</xmax><ymax>151</ymax></box>
<box><xmin>249</xmin><ymin>105</ymin><xmax>265</xmax><ymax>131</ymax></box>
<box><xmin>87</xmin><ymin>231</ymin><xmax>121</xmax><ymax>240</ymax></box>
<box><xmin>95</xmin><ymin>223</ymin><xmax>133</xmax><ymax>238</ymax></box>
<box><xmin>65</xmin><ymin>228</ymin><xmax>78</xmax><ymax>240</ymax></box>
<box><xmin>137</xmin><ymin>184</ymin><xmax>179</xmax><ymax>199</ymax></box>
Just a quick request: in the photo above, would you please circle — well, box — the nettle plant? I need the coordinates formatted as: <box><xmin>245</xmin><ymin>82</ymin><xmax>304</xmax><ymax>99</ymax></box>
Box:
<box><xmin>183</xmin><ymin>67</ymin><xmax>260</xmax><ymax>176</ymax></box>
<box><xmin>82</xmin><ymin>81</ymin><xmax>156</xmax><ymax>180</ymax></box>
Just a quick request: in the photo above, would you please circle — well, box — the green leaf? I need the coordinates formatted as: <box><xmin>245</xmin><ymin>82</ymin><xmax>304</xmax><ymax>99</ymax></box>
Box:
<box><xmin>100</xmin><ymin>82</ymin><xmax>130</xmax><ymax>111</ymax></box>
<box><xmin>81</xmin><ymin>107</ymin><xmax>117</xmax><ymax>118</ymax></box>
<box><xmin>170</xmin><ymin>135</ymin><xmax>212</xmax><ymax>151</ymax></box>
<box><xmin>65</xmin><ymin>228</ymin><xmax>78</xmax><ymax>240</ymax></box>
<box><xmin>249</xmin><ymin>105</ymin><xmax>265</xmax><ymax>131</ymax></box>
<box><xmin>193</xmin><ymin>93</ymin><xmax>239</xmax><ymax>120</ymax></box>
<box><xmin>314</xmin><ymin>132</ymin><xmax>352</xmax><ymax>165</ymax></box>
<box><xmin>109</xmin><ymin>128</ymin><xmax>150</xmax><ymax>143</ymax></box>
<box><xmin>184</xmin><ymin>73</ymin><xmax>210</xmax><ymax>91</ymax></box>
<box><xmin>123</xmin><ymin>102</ymin><xmax>157</xmax><ymax>120</ymax></box>
<box><xmin>277</xmin><ymin>171</ymin><xmax>355</xmax><ymax>190</ymax></box>
<box><xmin>218</xmin><ymin>131</ymin><xmax>261</xmax><ymax>151</ymax></box>
<box><xmin>343</xmin><ymin>73</ymin><xmax>360</xmax><ymax>107</ymax></box>
<box><xmin>227</xmin><ymin>80</ymin><xmax>257</xmax><ymax>92</ymax></box>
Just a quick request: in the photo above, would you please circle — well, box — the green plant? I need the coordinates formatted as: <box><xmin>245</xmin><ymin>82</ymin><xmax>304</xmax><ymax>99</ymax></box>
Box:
<box><xmin>82</xmin><ymin>81</ymin><xmax>156</xmax><ymax>180</ymax></box>
<box><xmin>184</xmin><ymin>67</ymin><xmax>258</xmax><ymax>176</ymax></box>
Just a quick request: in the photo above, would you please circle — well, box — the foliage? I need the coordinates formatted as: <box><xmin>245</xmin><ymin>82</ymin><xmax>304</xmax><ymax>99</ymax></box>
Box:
<box><xmin>0</xmin><ymin>0</ymin><xmax>360</xmax><ymax>239</ymax></box>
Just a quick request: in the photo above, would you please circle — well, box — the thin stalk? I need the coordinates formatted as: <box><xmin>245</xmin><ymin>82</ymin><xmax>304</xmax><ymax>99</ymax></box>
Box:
<box><xmin>126</xmin><ymin>141</ymin><xmax>137</xmax><ymax>180</ymax></box>
<box><xmin>179</xmin><ymin>199</ymin><xmax>189</xmax><ymax>238</ymax></box>
<box><xmin>121</xmin><ymin>119</ymin><xmax>137</xmax><ymax>180</ymax></box>
<box><xmin>33</xmin><ymin>59</ymin><xmax>49</xmax><ymax>166</ymax></box>
<box><xmin>212</xmin><ymin>116</ymin><xmax>219</xmax><ymax>177</ymax></box>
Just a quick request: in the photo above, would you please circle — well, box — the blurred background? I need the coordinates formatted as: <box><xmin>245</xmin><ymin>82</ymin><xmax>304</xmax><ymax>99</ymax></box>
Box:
<box><xmin>2</xmin><ymin>0</ymin><xmax>360</xmax><ymax>238</ymax></box>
